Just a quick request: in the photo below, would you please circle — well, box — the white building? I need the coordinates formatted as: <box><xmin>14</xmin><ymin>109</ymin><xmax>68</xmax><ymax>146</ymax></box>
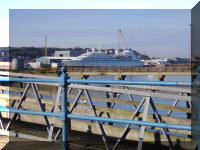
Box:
<box><xmin>0</xmin><ymin>62</ymin><xmax>11</xmax><ymax>70</ymax></box>
<box><xmin>28</xmin><ymin>62</ymin><xmax>41</xmax><ymax>69</ymax></box>
<box><xmin>143</xmin><ymin>58</ymin><xmax>168</xmax><ymax>66</ymax></box>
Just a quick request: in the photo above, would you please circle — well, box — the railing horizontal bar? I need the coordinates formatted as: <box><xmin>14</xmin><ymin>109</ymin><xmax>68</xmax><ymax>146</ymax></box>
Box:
<box><xmin>68</xmin><ymin>79</ymin><xmax>191</xmax><ymax>87</ymax></box>
<box><xmin>0</xmin><ymin>71</ymin><xmax>57</xmax><ymax>79</ymax></box>
<box><xmin>0</xmin><ymin>106</ymin><xmax>191</xmax><ymax>131</ymax></box>
<box><xmin>68</xmin><ymin>114</ymin><xmax>191</xmax><ymax>131</ymax></box>
<box><xmin>118</xmin><ymin>85</ymin><xmax>191</xmax><ymax>93</ymax></box>
<box><xmin>69</xmin><ymin>84</ymin><xmax>191</xmax><ymax>101</ymax></box>
<box><xmin>0</xmin><ymin>77</ymin><xmax>191</xmax><ymax>87</ymax></box>
<box><xmin>0</xmin><ymin>77</ymin><xmax>59</xmax><ymax>83</ymax></box>
<box><xmin>0</xmin><ymin>106</ymin><xmax>62</xmax><ymax>117</ymax></box>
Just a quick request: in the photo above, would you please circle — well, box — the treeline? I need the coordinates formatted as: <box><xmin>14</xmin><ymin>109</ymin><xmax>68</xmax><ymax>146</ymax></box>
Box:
<box><xmin>132</xmin><ymin>50</ymin><xmax>150</xmax><ymax>60</ymax></box>
<box><xmin>5</xmin><ymin>47</ymin><xmax>150</xmax><ymax>60</ymax></box>
<box><xmin>8</xmin><ymin>47</ymin><xmax>84</xmax><ymax>58</ymax></box>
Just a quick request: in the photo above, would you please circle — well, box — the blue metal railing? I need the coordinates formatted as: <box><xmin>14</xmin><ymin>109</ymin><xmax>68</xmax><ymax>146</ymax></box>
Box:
<box><xmin>0</xmin><ymin>106</ymin><xmax>191</xmax><ymax>131</ymax></box>
<box><xmin>0</xmin><ymin>66</ymin><xmax>193</xmax><ymax>150</ymax></box>
<box><xmin>67</xmin><ymin>79</ymin><xmax>191</xmax><ymax>87</ymax></box>
<box><xmin>0</xmin><ymin>77</ymin><xmax>59</xmax><ymax>83</ymax></box>
<box><xmin>0</xmin><ymin>77</ymin><xmax>191</xmax><ymax>86</ymax></box>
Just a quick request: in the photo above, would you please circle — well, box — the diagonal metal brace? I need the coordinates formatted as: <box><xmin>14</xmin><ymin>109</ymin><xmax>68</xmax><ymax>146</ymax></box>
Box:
<box><xmin>137</xmin><ymin>97</ymin><xmax>150</xmax><ymax>150</ymax></box>
<box><xmin>84</xmin><ymin>89</ymin><xmax>111</xmax><ymax>150</ymax></box>
<box><xmin>150</xmin><ymin>97</ymin><xmax>173</xmax><ymax>150</ymax></box>
<box><xmin>5</xmin><ymin>83</ymin><xmax>31</xmax><ymax>131</ymax></box>
<box><xmin>31</xmin><ymin>84</ymin><xmax>50</xmax><ymax>133</ymax></box>
<box><xmin>112</xmin><ymin>97</ymin><xmax>146</xmax><ymax>150</ymax></box>
<box><xmin>48</xmin><ymin>86</ymin><xmax>62</xmax><ymax>141</ymax></box>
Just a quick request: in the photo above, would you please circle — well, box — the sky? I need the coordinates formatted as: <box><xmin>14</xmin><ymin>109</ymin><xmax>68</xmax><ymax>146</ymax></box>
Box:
<box><xmin>1</xmin><ymin>0</ymin><xmax>200</xmax><ymax>58</ymax></box>
<box><xmin>10</xmin><ymin>9</ymin><xmax>191</xmax><ymax>58</ymax></box>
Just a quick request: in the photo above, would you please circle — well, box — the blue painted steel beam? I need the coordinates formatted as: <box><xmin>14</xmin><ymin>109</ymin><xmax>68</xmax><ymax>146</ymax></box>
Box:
<box><xmin>0</xmin><ymin>77</ymin><xmax>59</xmax><ymax>83</ymax></box>
<box><xmin>67</xmin><ymin>114</ymin><xmax>191</xmax><ymax>131</ymax></box>
<box><xmin>67</xmin><ymin>79</ymin><xmax>191</xmax><ymax>87</ymax></box>
<box><xmin>0</xmin><ymin>106</ymin><xmax>62</xmax><ymax>118</ymax></box>
<box><xmin>0</xmin><ymin>106</ymin><xmax>191</xmax><ymax>131</ymax></box>
<box><xmin>0</xmin><ymin>77</ymin><xmax>191</xmax><ymax>87</ymax></box>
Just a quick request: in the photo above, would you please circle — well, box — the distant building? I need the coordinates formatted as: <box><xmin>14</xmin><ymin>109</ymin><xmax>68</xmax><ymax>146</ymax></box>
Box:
<box><xmin>167</xmin><ymin>58</ymin><xmax>190</xmax><ymax>64</ymax></box>
<box><xmin>0</xmin><ymin>56</ymin><xmax>24</xmax><ymax>70</ymax></box>
<box><xmin>0</xmin><ymin>56</ymin><xmax>10</xmax><ymax>62</ymax></box>
<box><xmin>27</xmin><ymin>62</ymin><xmax>41</xmax><ymax>69</ymax></box>
<box><xmin>36</xmin><ymin>56</ymin><xmax>66</xmax><ymax>65</ymax></box>
<box><xmin>0</xmin><ymin>56</ymin><xmax>11</xmax><ymax>70</ymax></box>
<box><xmin>55</xmin><ymin>51</ymin><xmax>70</xmax><ymax>57</ymax></box>
<box><xmin>55</xmin><ymin>49</ymin><xmax>84</xmax><ymax>57</ymax></box>
<box><xmin>36</xmin><ymin>50</ymin><xmax>85</xmax><ymax>68</ymax></box>
<box><xmin>0</xmin><ymin>49</ymin><xmax>8</xmax><ymax>57</ymax></box>
<box><xmin>51</xmin><ymin>63</ymin><xmax>58</xmax><ymax>68</ymax></box>
<box><xmin>0</xmin><ymin>62</ymin><xmax>11</xmax><ymax>70</ymax></box>
<box><xmin>143</xmin><ymin>58</ymin><xmax>168</xmax><ymax>66</ymax></box>
<box><xmin>12</xmin><ymin>57</ymin><xmax>24</xmax><ymax>70</ymax></box>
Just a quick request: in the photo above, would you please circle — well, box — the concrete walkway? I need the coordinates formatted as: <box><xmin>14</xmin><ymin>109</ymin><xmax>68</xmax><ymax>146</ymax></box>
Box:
<box><xmin>1</xmin><ymin>136</ymin><xmax>96</xmax><ymax>150</ymax></box>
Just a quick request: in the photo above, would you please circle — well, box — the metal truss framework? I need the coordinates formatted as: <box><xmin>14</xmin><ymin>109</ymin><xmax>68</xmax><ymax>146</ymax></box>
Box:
<box><xmin>0</xmin><ymin>82</ymin><xmax>191</xmax><ymax>150</ymax></box>
<box><xmin>0</xmin><ymin>67</ymin><xmax>193</xmax><ymax>150</ymax></box>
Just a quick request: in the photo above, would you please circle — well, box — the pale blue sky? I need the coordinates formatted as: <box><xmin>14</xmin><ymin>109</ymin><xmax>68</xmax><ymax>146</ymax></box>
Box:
<box><xmin>1</xmin><ymin>0</ymin><xmax>200</xmax><ymax>58</ymax></box>
<box><xmin>10</xmin><ymin>9</ymin><xmax>190</xmax><ymax>58</ymax></box>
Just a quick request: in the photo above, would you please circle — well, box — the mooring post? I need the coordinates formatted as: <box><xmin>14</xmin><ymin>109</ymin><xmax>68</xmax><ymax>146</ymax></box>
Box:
<box><xmin>19</xmin><ymin>76</ymin><xmax>24</xmax><ymax>96</ymax></box>
<box><xmin>59</xmin><ymin>66</ymin><xmax>70</xmax><ymax>150</ymax></box>
<box><xmin>157</xmin><ymin>74</ymin><xmax>165</xmax><ymax>81</ymax></box>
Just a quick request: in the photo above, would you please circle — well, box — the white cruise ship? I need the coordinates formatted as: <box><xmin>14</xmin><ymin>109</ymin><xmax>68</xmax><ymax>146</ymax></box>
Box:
<box><xmin>62</xmin><ymin>50</ymin><xmax>144</xmax><ymax>67</ymax></box>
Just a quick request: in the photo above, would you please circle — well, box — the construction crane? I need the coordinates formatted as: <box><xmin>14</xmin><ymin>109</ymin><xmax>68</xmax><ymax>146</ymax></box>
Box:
<box><xmin>118</xmin><ymin>29</ymin><xmax>126</xmax><ymax>50</ymax></box>
<box><xmin>44</xmin><ymin>36</ymin><xmax>48</xmax><ymax>56</ymax></box>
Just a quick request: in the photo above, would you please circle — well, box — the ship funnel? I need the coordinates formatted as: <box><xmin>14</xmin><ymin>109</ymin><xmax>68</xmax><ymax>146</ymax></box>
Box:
<box><xmin>116</xmin><ymin>49</ymin><xmax>120</xmax><ymax>55</ymax></box>
<box><xmin>98</xmin><ymin>42</ymin><xmax>101</xmax><ymax>53</ymax></box>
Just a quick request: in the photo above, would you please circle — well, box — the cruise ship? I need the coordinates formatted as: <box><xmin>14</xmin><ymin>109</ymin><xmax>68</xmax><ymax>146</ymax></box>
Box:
<box><xmin>62</xmin><ymin>50</ymin><xmax>144</xmax><ymax>67</ymax></box>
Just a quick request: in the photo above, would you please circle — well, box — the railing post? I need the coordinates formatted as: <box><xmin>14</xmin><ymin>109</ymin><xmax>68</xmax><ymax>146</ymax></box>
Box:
<box><xmin>193</xmin><ymin>66</ymin><xmax>200</xmax><ymax>150</ymax></box>
<box><xmin>59</xmin><ymin>66</ymin><xmax>70</xmax><ymax>150</ymax></box>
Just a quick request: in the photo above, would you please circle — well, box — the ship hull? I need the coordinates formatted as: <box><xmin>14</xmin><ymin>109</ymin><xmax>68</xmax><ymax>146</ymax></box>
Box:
<box><xmin>62</xmin><ymin>60</ymin><xmax>144</xmax><ymax>67</ymax></box>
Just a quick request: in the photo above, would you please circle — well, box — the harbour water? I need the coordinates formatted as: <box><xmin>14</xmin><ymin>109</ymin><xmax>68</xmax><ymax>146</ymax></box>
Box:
<box><xmin>8</xmin><ymin>75</ymin><xmax>191</xmax><ymax>119</ymax></box>
<box><xmin>73</xmin><ymin>75</ymin><xmax>191</xmax><ymax>119</ymax></box>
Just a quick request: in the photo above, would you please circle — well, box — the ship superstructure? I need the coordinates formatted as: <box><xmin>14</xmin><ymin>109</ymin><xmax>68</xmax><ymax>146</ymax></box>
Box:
<box><xmin>62</xmin><ymin>50</ymin><xmax>144</xmax><ymax>67</ymax></box>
